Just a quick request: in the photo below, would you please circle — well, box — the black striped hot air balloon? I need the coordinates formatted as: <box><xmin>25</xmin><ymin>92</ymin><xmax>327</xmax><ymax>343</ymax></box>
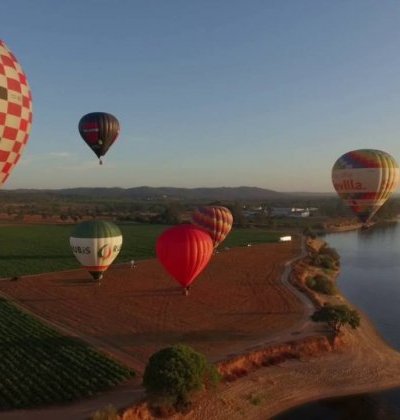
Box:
<box><xmin>78</xmin><ymin>112</ymin><xmax>120</xmax><ymax>164</ymax></box>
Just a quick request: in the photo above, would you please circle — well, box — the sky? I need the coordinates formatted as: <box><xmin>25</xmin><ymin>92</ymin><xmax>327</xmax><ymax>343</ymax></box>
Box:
<box><xmin>2</xmin><ymin>0</ymin><xmax>400</xmax><ymax>192</ymax></box>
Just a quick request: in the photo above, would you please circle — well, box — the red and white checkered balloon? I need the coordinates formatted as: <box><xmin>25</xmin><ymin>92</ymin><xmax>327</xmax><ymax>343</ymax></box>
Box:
<box><xmin>0</xmin><ymin>40</ymin><xmax>32</xmax><ymax>186</ymax></box>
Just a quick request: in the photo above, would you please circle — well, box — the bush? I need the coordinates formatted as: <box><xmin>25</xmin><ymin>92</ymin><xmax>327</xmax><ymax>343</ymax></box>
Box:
<box><xmin>303</xmin><ymin>227</ymin><xmax>316</xmax><ymax>238</ymax></box>
<box><xmin>143</xmin><ymin>344</ymin><xmax>220</xmax><ymax>410</ymax></box>
<box><xmin>90</xmin><ymin>404</ymin><xmax>119</xmax><ymax>420</ymax></box>
<box><xmin>311</xmin><ymin>254</ymin><xmax>337</xmax><ymax>270</ymax></box>
<box><xmin>306</xmin><ymin>275</ymin><xmax>336</xmax><ymax>295</ymax></box>
<box><xmin>311</xmin><ymin>304</ymin><xmax>361</xmax><ymax>334</ymax></box>
<box><xmin>319</xmin><ymin>246</ymin><xmax>340</xmax><ymax>263</ymax></box>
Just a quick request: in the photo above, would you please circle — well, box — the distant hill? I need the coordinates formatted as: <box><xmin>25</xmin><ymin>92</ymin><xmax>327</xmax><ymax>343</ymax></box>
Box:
<box><xmin>0</xmin><ymin>186</ymin><xmax>333</xmax><ymax>202</ymax></box>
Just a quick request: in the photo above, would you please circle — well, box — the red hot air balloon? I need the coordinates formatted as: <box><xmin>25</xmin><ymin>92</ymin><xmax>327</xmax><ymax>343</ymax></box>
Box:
<box><xmin>0</xmin><ymin>40</ymin><xmax>33</xmax><ymax>186</ymax></box>
<box><xmin>78</xmin><ymin>112</ymin><xmax>119</xmax><ymax>165</ymax></box>
<box><xmin>191</xmin><ymin>206</ymin><xmax>233</xmax><ymax>249</ymax></box>
<box><xmin>156</xmin><ymin>224</ymin><xmax>213</xmax><ymax>295</ymax></box>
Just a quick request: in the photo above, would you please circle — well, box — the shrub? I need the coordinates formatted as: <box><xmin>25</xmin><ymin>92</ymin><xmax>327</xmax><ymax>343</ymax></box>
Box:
<box><xmin>319</xmin><ymin>246</ymin><xmax>340</xmax><ymax>263</ymax></box>
<box><xmin>311</xmin><ymin>304</ymin><xmax>361</xmax><ymax>334</ymax></box>
<box><xmin>90</xmin><ymin>404</ymin><xmax>119</xmax><ymax>420</ymax></box>
<box><xmin>143</xmin><ymin>344</ymin><xmax>220</xmax><ymax>411</ymax></box>
<box><xmin>306</xmin><ymin>275</ymin><xmax>336</xmax><ymax>295</ymax></box>
<box><xmin>247</xmin><ymin>393</ymin><xmax>263</xmax><ymax>406</ymax></box>
<box><xmin>311</xmin><ymin>254</ymin><xmax>337</xmax><ymax>270</ymax></box>
<box><xmin>303</xmin><ymin>227</ymin><xmax>316</xmax><ymax>238</ymax></box>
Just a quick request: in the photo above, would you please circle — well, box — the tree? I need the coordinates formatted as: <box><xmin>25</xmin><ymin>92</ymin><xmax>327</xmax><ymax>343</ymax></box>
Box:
<box><xmin>319</xmin><ymin>246</ymin><xmax>340</xmax><ymax>263</ymax></box>
<box><xmin>143</xmin><ymin>344</ymin><xmax>220</xmax><ymax>411</ymax></box>
<box><xmin>158</xmin><ymin>202</ymin><xmax>181</xmax><ymax>225</ymax></box>
<box><xmin>306</xmin><ymin>275</ymin><xmax>337</xmax><ymax>295</ymax></box>
<box><xmin>229</xmin><ymin>202</ymin><xmax>246</xmax><ymax>227</ymax></box>
<box><xmin>311</xmin><ymin>253</ymin><xmax>338</xmax><ymax>270</ymax></box>
<box><xmin>375</xmin><ymin>198</ymin><xmax>400</xmax><ymax>221</ymax></box>
<box><xmin>14</xmin><ymin>211</ymin><xmax>24</xmax><ymax>221</ymax></box>
<box><xmin>311</xmin><ymin>304</ymin><xmax>360</xmax><ymax>334</ymax></box>
<box><xmin>303</xmin><ymin>226</ymin><xmax>316</xmax><ymax>239</ymax></box>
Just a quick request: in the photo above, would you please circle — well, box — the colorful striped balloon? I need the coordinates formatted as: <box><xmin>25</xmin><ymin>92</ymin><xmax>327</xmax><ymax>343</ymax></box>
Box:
<box><xmin>332</xmin><ymin>149</ymin><xmax>399</xmax><ymax>224</ymax></box>
<box><xmin>70</xmin><ymin>220</ymin><xmax>123</xmax><ymax>281</ymax></box>
<box><xmin>191</xmin><ymin>206</ymin><xmax>233</xmax><ymax>248</ymax></box>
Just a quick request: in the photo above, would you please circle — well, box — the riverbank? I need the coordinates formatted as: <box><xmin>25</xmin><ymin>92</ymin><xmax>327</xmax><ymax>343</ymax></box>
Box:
<box><xmin>323</xmin><ymin>217</ymin><xmax>398</xmax><ymax>233</ymax></box>
<box><xmin>164</xmin><ymin>306</ymin><xmax>400</xmax><ymax>420</ymax></box>
<box><xmin>324</xmin><ymin>218</ymin><xmax>363</xmax><ymax>232</ymax></box>
<box><xmin>121</xmin><ymin>237</ymin><xmax>400</xmax><ymax>420</ymax></box>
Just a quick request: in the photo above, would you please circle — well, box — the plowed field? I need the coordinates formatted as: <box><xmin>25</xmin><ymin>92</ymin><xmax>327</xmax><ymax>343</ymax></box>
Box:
<box><xmin>0</xmin><ymin>241</ymin><xmax>303</xmax><ymax>373</ymax></box>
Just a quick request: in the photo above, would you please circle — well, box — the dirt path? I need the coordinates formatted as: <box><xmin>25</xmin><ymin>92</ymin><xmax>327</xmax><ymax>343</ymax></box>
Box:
<box><xmin>0</xmin><ymin>381</ymin><xmax>143</xmax><ymax>420</ymax></box>
<box><xmin>211</xmin><ymin>239</ymin><xmax>323</xmax><ymax>361</ymax></box>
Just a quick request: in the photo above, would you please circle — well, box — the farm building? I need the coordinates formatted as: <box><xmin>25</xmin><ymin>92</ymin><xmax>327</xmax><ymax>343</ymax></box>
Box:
<box><xmin>270</xmin><ymin>208</ymin><xmax>310</xmax><ymax>218</ymax></box>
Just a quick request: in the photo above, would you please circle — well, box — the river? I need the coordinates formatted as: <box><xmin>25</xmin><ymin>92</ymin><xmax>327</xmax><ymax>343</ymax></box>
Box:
<box><xmin>277</xmin><ymin>222</ymin><xmax>400</xmax><ymax>419</ymax></box>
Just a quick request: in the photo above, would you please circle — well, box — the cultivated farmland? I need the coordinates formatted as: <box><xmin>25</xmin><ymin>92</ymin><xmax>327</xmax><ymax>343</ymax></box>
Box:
<box><xmin>0</xmin><ymin>223</ymin><xmax>281</xmax><ymax>278</ymax></box>
<box><xmin>0</xmin><ymin>223</ymin><xmax>294</xmax><ymax>411</ymax></box>
<box><xmin>0</xmin><ymin>298</ymin><xmax>134</xmax><ymax>409</ymax></box>
<box><xmin>0</xmin><ymin>240</ymin><xmax>303</xmax><ymax>373</ymax></box>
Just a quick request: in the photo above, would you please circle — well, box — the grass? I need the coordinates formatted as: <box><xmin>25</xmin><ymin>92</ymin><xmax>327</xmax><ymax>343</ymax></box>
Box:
<box><xmin>0</xmin><ymin>223</ymin><xmax>167</xmax><ymax>278</ymax></box>
<box><xmin>0</xmin><ymin>223</ymin><xmax>283</xmax><ymax>278</ymax></box>
<box><xmin>0</xmin><ymin>298</ymin><xmax>134</xmax><ymax>409</ymax></box>
<box><xmin>246</xmin><ymin>392</ymin><xmax>264</xmax><ymax>406</ymax></box>
<box><xmin>222</xmin><ymin>228</ymin><xmax>281</xmax><ymax>248</ymax></box>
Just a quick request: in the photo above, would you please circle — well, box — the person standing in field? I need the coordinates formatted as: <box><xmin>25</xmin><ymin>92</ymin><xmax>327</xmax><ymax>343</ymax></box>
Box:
<box><xmin>130</xmin><ymin>259</ymin><xmax>135</xmax><ymax>269</ymax></box>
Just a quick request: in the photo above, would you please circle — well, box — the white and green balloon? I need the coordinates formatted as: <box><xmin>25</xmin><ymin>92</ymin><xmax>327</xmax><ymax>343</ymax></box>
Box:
<box><xmin>70</xmin><ymin>220</ymin><xmax>123</xmax><ymax>280</ymax></box>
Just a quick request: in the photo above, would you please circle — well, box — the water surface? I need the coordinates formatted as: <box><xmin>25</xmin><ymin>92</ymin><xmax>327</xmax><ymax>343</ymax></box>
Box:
<box><xmin>277</xmin><ymin>222</ymin><xmax>400</xmax><ymax>419</ymax></box>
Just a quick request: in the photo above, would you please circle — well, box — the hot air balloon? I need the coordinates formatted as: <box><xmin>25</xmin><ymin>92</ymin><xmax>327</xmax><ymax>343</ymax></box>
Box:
<box><xmin>70</xmin><ymin>220</ymin><xmax>123</xmax><ymax>281</ymax></box>
<box><xmin>332</xmin><ymin>149</ymin><xmax>399</xmax><ymax>225</ymax></box>
<box><xmin>191</xmin><ymin>206</ymin><xmax>233</xmax><ymax>249</ymax></box>
<box><xmin>0</xmin><ymin>40</ymin><xmax>33</xmax><ymax>186</ymax></box>
<box><xmin>78</xmin><ymin>112</ymin><xmax>119</xmax><ymax>164</ymax></box>
<box><xmin>156</xmin><ymin>224</ymin><xmax>213</xmax><ymax>295</ymax></box>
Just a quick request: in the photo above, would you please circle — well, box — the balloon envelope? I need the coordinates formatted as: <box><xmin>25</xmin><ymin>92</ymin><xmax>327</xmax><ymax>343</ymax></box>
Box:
<box><xmin>0</xmin><ymin>40</ymin><xmax>33</xmax><ymax>186</ymax></box>
<box><xmin>332</xmin><ymin>149</ymin><xmax>399</xmax><ymax>224</ymax></box>
<box><xmin>78</xmin><ymin>112</ymin><xmax>119</xmax><ymax>161</ymax></box>
<box><xmin>70</xmin><ymin>220</ymin><xmax>123</xmax><ymax>280</ymax></box>
<box><xmin>191</xmin><ymin>206</ymin><xmax>233</xmax><ymax>248</ymax></box>
<box><xmin>156</xmin><ymin>224</ymin><xmax>213</xmax><ymax>288</ymax></box>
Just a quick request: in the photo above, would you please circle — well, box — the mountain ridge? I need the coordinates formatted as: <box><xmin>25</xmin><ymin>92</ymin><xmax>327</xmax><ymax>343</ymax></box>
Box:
<box><xmin>0</xmin><ymin>186</ymin><xmax>334</xmax><ymax>201</ymax></box>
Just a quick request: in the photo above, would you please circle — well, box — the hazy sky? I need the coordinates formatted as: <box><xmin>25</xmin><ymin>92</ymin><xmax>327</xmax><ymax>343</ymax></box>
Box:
<box><xmin>2</xmin><ymin>0</ymin><xmax>400</xmax><ymax>192</ymax></box>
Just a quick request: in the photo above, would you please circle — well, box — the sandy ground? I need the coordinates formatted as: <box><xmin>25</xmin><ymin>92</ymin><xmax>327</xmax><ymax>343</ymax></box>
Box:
<box><xmin>168</xmin><ymin>306</ymin><xmax>400</xmax><ymax>420</ymax></box>
<box><xmin>0</xmin><ymin>241</ymin><xmax>302</xmax><ymax>374</ymax></box>
<box><xmin>2</xmin><ymin>238</ymin><xmax>400</xmax><ymax>420</ymax></box>
<box><xmin>324</xmin><ymin>218</ymin><xmax>364</xmax><ymax>232</ymax></box>
<box><xmin>155</xmin><ymin>244</ymin><xmax>400</xmax><ymax>420</ymax></box>
<box><xmin>0</xmin><ymin>239</ymin><xmax>315</xmax><ymax>420</ymax></box>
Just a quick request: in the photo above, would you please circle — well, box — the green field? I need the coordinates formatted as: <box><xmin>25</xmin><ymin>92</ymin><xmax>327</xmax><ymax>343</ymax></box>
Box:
<box><xmin>0</xmin><ymin>298</ymin><xmax>134</xmax><ymax>409</ymax></box>
<box><xmin>0</xmin><ymin>223</ymin><xmax>282</xmax><ymax>278</ymax></box>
